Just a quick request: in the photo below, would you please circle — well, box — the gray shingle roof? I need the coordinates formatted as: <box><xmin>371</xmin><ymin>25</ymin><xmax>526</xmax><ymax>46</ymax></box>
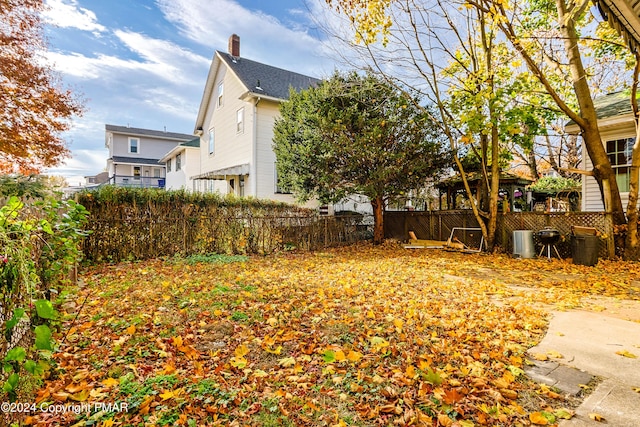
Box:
<box><xmin>218</xmin><ymin>51</ymin><xmax>320</xmax><ymax>100</ymax></box>
<box><xmin>181</xmin><ymin>137</ymin><xmax>200</xmax><ymax>148</ymax></box>
<box><xmin>105</xmin><ymin>124</ymin><xmax>194</xmax><ymax>141</ymax></box>
<box><xmin>110</xmin><ymin>156</ymin><xmax>166</xmax><ymax>165</ymax></box>
<box><xmin>592</xmin><ymin>90</ymin><xmax>636</xmax><ymax>120</ymax></box>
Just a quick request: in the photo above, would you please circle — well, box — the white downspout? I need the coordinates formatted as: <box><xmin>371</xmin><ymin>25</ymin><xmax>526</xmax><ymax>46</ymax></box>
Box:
<box><xmin>250</xmin><ymin>97</ymin><xmax>260</xmax><ymax>197</ymax></box>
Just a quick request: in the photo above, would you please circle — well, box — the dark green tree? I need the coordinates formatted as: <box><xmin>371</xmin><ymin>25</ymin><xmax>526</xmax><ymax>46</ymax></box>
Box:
<box><xmin>273</xmin><ymin>71</ymin><xmax>449</xmax><ymax>244</ymax></box>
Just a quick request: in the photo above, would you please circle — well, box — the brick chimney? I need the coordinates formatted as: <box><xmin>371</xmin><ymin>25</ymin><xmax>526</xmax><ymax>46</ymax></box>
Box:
<box><xmin>228</xmin><ymin>34</ymin><xmax>240</xmax><ymax>57</ymax></box>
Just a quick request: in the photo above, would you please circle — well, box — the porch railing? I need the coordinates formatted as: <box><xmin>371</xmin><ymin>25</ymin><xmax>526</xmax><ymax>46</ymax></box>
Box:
<box><xmin>108</xmin><ymin>175</ymin><xmax>166</xmax><ymax>188</ymax></box>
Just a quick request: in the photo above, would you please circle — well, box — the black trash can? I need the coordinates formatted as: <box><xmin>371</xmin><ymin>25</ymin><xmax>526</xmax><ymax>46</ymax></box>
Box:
<box><xmin>572</xmin><ymin>235</ymin><xmax>599</xmax><ymax>266</ymax></box>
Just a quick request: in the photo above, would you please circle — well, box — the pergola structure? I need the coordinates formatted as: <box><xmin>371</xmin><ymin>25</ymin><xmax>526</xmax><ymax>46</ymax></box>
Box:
<box><xmin>435</xmin><ymin>171</ymin><xmax>533</xmax><ymax>211</ymax></box>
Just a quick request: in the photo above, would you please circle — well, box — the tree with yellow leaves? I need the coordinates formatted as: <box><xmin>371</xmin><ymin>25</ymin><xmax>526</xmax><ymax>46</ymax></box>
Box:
<box><xmin>325</xmin><ymin>0</ymin><xmax>633</xmax><ymax>251</ymax></box>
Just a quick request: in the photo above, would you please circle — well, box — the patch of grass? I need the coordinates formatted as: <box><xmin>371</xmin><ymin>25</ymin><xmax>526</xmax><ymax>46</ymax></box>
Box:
<box><xmin>231</xmin><ymin>310</ymin><xmax>249</xmax><ymax>322</ymax></box>
<box><xmin>173</xmin><ymin>253</ymin><xmax>249</xmax><ymax>265</ymax></box>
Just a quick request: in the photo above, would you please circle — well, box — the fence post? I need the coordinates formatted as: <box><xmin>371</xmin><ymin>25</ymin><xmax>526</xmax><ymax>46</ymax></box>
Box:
<box><xmin>324</xmin><ymin>217</ymin><xmax>328</xmax><ymax>248</ymax></box>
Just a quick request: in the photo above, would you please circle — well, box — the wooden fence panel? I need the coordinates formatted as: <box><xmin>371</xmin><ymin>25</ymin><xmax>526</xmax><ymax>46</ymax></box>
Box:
<box><xmin>82</xmin><ymin>214</ymin><xmax>374</xmax><ymax>262</ymax></box>
<box><xmin>385</xmin><ymin>210</ymin><xmax>615</xmax><ymax>259</ymax></box>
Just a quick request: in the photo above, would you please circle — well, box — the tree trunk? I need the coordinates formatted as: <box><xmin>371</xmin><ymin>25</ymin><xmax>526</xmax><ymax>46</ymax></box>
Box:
<box><xmin>625</xmin><ymin>128</ymin><xmax>640</xmax><ymax>260</ymax></box>
<box><xmin>482</xmin><ymin>11</ymin><xmax>500</xmax><ymax>251</ymax></box>
<box><xmin>555</xmin><ymin>0</ymin><xmax>625</xmax><ymax>225</ymax></box>
<box><xmin>625</xmin><ymin>55</ymin><xmax>640</xmax><ymax>260</ymax></box>
<box><xmin>371</xmin><ymin>195</ymin><xmax>385</xmax><ymax>245</ymax></box>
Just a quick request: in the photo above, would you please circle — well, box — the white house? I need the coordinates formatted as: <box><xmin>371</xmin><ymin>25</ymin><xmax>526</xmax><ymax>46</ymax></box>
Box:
<box><xmin>565</xmin><ymin>91</ymin><xmax>637</xmax><ymax>211</ymax></box>
<box><xmin>105</xmin><ymin>124</ymin><xmax>194</xmax><ymax>188</ymax></box>
<box><xmin>159</xmin><ymin>138</ymin><xmax>201</xmax><ymax>191</ymax></box>
<box><xmin>190</xmin><ymin>35</ymin><xmax>320</xmax><ymax>205</ymax></box>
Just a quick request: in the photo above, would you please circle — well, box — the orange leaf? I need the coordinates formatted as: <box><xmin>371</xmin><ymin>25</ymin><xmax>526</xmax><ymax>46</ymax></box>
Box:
<box><xmin>529</xmin><ymin>412</ymin><xmax>549</xmax><ymax>425</ymax></box>
<box><xmin>126</xmin><ymin>324</ymin><xmax>136</xmax><ymax>335</ymax></box>
<box><xmin>437</xmin><ymin>414</ymin><xmax>454</xmax><ymax>426</ymax></box>
<box><xmin>346</xmin><ymin>350</ymin><xmax>363</xmax><ymax>362</ymax></box>
<box><xmin>443</xmin><ymin>388</ymin><xmax>463</xmax><ymax>404</ymax></box>
<box><xmin>162</xmin><ymin>363</ymin><xmax>177</xmax><ymax>375</ymax></box>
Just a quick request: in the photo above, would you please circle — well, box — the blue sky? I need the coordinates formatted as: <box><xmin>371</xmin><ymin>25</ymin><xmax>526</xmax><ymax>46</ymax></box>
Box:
<box><xmin>43</xmin><ymin>0</ymin><xmax>339</xmax><ymax>185</ymax></box>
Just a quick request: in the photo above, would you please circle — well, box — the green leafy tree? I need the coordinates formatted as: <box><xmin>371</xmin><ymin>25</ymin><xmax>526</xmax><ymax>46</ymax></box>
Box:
<box><xmin>273</xmin><ymin>71</ymin><xmax>449</xmax><ymax>244</ymax></box>
<box><xmin>324</xmin><ymin>0</ymin><xmax>637</xmax><ymax>254</ymax></box>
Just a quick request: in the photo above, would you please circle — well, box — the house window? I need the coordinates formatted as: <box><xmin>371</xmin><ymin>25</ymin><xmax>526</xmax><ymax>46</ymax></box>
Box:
<box><xmin>133</xmin><ymin>166</ymin><xmax>141</xmax><ymax>179</ymax></box>
<box><xmin>129</xmin><ymin>137</ymin><xmax>139</xmax><ymax>154</ymax></box>
<box><xmin>167</xmin><ymin>158</ymin><xmax>172</xmax><ymax>172</ymax></box>
<box><xmin>208</xmin><ymin>129</ymin><xmax>215</xmax><ymax>155</ymax></box>
<box><xmin>153</xmin><ymin>168</ymin><xmax>161</xmax><ymax>178</ymax></box>
<box><xmin>176</xmin><ymin>153</ymin><xmax>182</xmax><ymax>171</ymax></box>
<box><xmin>606</xmin><ymin>137</ymin><xmax>634</xmax><ymax>192</ymax></box>
<box><xmin>274</xmin><ymin>162</ymin><xmax>291</xmax><ymax>194</ymax></box>
<box><xmin>217</xmin><ymin>82</ymin><xmax>224</xmax><ymax>107</ymax></box>
<box><xmin>237</xmin><ymin>108</ymin><xmax>244</xmax><ymax>133</ymax></box>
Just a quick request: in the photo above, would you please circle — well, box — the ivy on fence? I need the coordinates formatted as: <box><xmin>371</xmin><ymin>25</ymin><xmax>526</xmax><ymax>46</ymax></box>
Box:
<box><xmin>1</xmin><ymin>192</ymin><xmax>89</xmax><ymax>405</ymax></box>
<box><xmin>76</xmin><ymin>187</ymin><xmax>373</xmax><ymax>262</ymax></box>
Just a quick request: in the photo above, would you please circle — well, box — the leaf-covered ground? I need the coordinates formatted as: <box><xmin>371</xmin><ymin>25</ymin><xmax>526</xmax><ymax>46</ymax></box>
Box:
<box><xmin>27</xmin><ymin>244</ymin><xmax>640</xmax><ymax>426</ymax></box>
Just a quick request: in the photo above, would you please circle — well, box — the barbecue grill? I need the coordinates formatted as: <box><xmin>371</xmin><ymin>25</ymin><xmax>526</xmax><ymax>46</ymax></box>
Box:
<box><xmin>537</xmin><ymin>227</ymin><xmax>561</xmax><ymax>259</ymax></box>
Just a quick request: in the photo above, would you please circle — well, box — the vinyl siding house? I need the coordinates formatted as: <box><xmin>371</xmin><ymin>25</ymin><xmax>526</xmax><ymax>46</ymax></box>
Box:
<box><xmin>159</xmin><ymin>138</ymin><xmax>201</xmax><ymax>191</ymax></box>
<box><xmin>565</xmin><ymin>91</ymin><xmax>637</xmax><ymax>212</ymax></box>
<box><xmin>190</xmin><ymin>35</ymin><xmax>320</xmax><ymax>205</ymax></box>
<box><xmin>105</xmin><ymin>125</ymin><xmax>194</xmax><ymax>188</ymax></box>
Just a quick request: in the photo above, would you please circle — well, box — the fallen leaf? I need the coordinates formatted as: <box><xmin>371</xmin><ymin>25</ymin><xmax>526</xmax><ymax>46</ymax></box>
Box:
<box><xmin>279</xmin><ymin>357</ymin><xmax>296</xmax><ymax>367</ymax></box>
<box><xmin>160</xmin><ymin>390</ymin><xmax>174</xmax><ymax>400</ymax></box>
<box><xmin>529</xmin><ymin>412</ymin><xmax>549</xmax><ymax>425</ymax></box>
<box><xmin>546</xmin><ymin>350</ymin><xmax>563</xmax><ymax>359</ymax></box>
<box><xmin>235</xmin><ymin>344</ymin><xmax>250</xmax><ymax>358</ymax></box>
<box><xmin>615</xmin><ymin>350</ymin><xmax>637</xmax><ymax>358</ymax></box>
<box><xmin>100</xmin><ymin>378</ymin><xmax>119</xmax><ymax>388</ymax></box>
<box><xmin>346</xmin><ymin>350</ymin><xmax>363</xmax><ymax>362</ymax></box>
<box><xmin>555</xmin><ymin>408</ymin><xmax>574</xmax><ymax>420</ymax></box>
<box><xmin>589</xmin><ymin>413</ymin><xmax>605</xmax><ymax>422</ymax></box>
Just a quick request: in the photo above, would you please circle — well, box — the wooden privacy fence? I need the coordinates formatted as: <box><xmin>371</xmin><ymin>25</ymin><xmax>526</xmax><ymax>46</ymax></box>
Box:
<box><xmin>82</xmin><ymin>214</ymin><xmax>373</xmax><ymax>262</ymax></box>
<box><xmin>384</xmin><ymin>210</ymin><xmax>615</xmax><ymax>258</ymax></box>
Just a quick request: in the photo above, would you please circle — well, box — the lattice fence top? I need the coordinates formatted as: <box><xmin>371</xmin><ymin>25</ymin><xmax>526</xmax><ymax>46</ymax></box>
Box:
<box><xmin>384</xmin><ymin>210</ymin><xmax>614</xmax><ymax>258</ymax></box>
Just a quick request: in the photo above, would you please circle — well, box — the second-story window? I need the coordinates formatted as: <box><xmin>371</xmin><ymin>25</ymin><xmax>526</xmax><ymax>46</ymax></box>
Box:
<box><xmin>129</xmin><ymin>137</ymin><xmax>139</xmax><ymax>154</ymax></box>
<box><xmin>217</xmin><ymin>82</ymin><xmax>224</xmax><ymax>107</ymax></box>
<box><xmin>208</xmin><ymin>129</ymin><xmax>215</xmax><ymax>155</ymax></box>
<box><xmin>167</xmin><ymin>158</ymin><xmax>171</xmax><ymax>172</ymax></box>
<box><xmin>176</xmin><ymin>153</ymin><xmax>182</xmax><ymax>171</ymax></box>
<box><xmin>237</xmin><ymin>108</ymin><xmax>244</xmax><ymax>133</ymax></box>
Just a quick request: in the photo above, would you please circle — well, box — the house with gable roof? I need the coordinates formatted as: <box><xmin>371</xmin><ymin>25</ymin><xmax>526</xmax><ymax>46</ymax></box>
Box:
<box><xmin>105</xmin><ymin>124</ymin><xmax>194</xmax><ymax>188</ymax></box>
<box><xmin>190</xmin><ymin>35</ymin><xmax>321</xmax><ymax>204</ymax></box>
<box><xmin>159</xmin><ymin>138</ymin><xmax>201</xmax><ymax>191</ymax></box>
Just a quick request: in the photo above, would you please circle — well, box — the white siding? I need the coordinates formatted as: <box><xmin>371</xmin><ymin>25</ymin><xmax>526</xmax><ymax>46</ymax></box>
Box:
<box><xmin>199</xmin><ymin>66</ymin><xmax>253</xmax><ymax>186</ymax></box>
<box><xmin>165</xmin><ymin>148</ymin><xmax>200</xmax><ymax>191</ymax></box>
<box><xmin>110</xmin><ymin>133</ymin><xmax>180</xmax><ymax>159</ymax></box>
<box><xmin>583</xmin><ymin>123</ymin><xmax>639</xmax><ymax>212</ymax></box>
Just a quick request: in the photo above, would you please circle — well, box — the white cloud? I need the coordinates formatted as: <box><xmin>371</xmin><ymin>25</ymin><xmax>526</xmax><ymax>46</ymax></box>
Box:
<box><xmin>155</xmin><ymin>0</ymin><xmax>335</xmax><ymax>77</ymax></box>
<box><xmin>46</xmin><ymin>31</ymin><xmax>209</xmax><ymax>85</ymax></box>
<box><xmin>46</xmin><ymin>149</ymin><xmax>108</xmax><ymax>186</ymax></box>
<box><xmin>114</xmin><ymin>30</ymin><xmax>210</xmax><ymax>84</ymax></box>
<box><xmin>141</xmin><ymin>87</ymin><xmax>199</xmax><ymax>123</ymax></box>
<box><xmin>44</xmin><ymin>0</ymin><xmax>106</xmax><ymax>34</ymax></box>
<box><xmin>46</xmin><ymin>51</ymin><xmax>140</xmax><ymax>79</ymax></box>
